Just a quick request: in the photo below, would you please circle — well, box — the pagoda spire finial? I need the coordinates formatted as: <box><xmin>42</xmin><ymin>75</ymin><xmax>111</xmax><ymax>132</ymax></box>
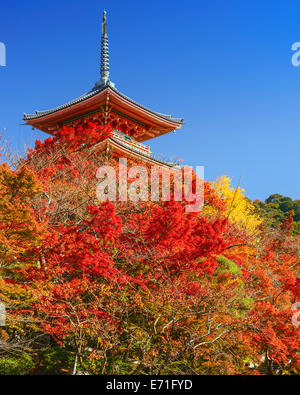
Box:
<box><xmin>101</xmin><ymin>10</ymin><xmax>110</xmax><ymax>84</ymax></box>
<box><xmin>93</xmin><ymin>10</ymin><xmax>115</xmax><ymax>90</ymax></box>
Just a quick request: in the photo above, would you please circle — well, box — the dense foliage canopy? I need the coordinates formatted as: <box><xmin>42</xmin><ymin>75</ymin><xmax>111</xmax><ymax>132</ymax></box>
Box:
<box><xmin>254</xmin><ymin>194</ymin><xmax>300</xmax><ymax>235</ymax></box>
<box><xmin>0</xmin><ymin>123</ymin><xmax>299</xmax><ymax>375</ymax></box>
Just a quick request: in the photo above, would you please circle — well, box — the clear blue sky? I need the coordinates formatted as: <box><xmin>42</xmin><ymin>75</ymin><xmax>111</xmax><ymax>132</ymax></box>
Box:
<box><xmin>0</xmin><ymin>0</ymin><xmax>299</xmax><ymax>201</ymax></box>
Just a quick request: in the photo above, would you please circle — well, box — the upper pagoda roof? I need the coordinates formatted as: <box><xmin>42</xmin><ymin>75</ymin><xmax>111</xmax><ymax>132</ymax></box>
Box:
<box><xmin>23</xmin><ymin>11</ymin><xmax>184</xmax><ymax>142</ymax></box>
<box><xmin>23</xmin><ymin>83</ymin><xmax>184</xmax><ymax>142</ymax></box>
<box><xmin>23</xmin><ymin>83</ymin><xmax>184</xmax><ymax>125</ymax></box>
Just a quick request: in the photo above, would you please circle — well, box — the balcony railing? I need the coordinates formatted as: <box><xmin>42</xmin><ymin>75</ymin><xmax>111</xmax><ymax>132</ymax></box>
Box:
<box><xmin>112</xmin><ymin>130</ymin><xmax>151</xmax><ymax>157</ymax></box>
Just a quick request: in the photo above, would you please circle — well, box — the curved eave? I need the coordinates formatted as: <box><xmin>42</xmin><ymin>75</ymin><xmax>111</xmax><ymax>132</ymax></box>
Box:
<box><xmin>108</xmin><ymin>86</ymin><xmax>184</xmax><ymax>126</ymax></box>
<box><xmin>93</xmin><ymin>137</ymin><xmax>180</xmax><ymax>169</ymax></box>
<box><xmin>23</xmin><ymin>86</ymin><xmax>184</xmax><ymax>138</ymax></box>
<box><xmin>23</xmin><ymin>89</ymin><xmax>101</xmax><ymax>120</ymax></box>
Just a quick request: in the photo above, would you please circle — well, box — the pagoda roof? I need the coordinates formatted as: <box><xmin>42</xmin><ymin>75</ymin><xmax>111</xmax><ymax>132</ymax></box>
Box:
<box><xmin>93</xmin><ymin>135</ymin><xmax>181</xmax><ymax>170</ymax></box>
<box><xmin>23</xmin><ymin>11</ymin><xmax>184</xmax><ymax>143</ymax></box>
<box><xmin>24</xmin><ymin>84</ymin><xmax>183</xmax><ymax>125</ymax></box>
<box><xmin>23</xmin><ymin>84</ymin><xmax>184</xmax><ymax>142</ymax></box>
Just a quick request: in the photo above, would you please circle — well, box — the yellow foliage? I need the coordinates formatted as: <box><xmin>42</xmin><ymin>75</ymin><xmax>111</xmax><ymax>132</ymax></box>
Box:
<box><xmin>207</xmin><ymin>176</ymin><xmax>262</xmax><ymax>236</ymax></box>
<box><xmin>0</xmin><ymin>163</ymin><xmax>42</xmax><ymax>264</ymax></box>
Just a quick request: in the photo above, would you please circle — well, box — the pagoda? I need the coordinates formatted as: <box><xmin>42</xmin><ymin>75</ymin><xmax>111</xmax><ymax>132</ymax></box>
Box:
<box><xmin>24</xmin><ymin>11</ymin><xmax>184</xmax><ymax>168</ymax></box>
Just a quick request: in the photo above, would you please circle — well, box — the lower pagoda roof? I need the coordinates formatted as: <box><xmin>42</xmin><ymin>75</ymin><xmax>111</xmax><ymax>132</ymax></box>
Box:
<box><xmin>24</xmin><ymin>83</ymin><xmax>184</xmax><ymax>143</ymax></box>
<box><xmin>92</xmin><ymin>135</ymin><xmax>181</xmax><ymax>170</ymax></box>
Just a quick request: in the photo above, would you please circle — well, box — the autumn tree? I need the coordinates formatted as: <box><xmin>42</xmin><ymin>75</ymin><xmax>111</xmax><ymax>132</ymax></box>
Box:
<box><xmin>0</xmin><ymin>160</ymin><xmax>44</xmax><ymax>373</ymax></box>
<box><xmin>0</xmin><ymin>121</ymin><xmax>298</xmax><ymax>375</ymax></box>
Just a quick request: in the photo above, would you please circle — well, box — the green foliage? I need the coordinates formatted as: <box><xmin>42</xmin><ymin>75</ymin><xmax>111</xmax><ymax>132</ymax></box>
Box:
<box><xmin>0</xmin><ymin>353</ymin><xmax>35</xmax><ymax>375</ymax></box>
<box><xmin>82</xmin><ymin>356</ymin><xmax>131</xmax><ymax>375</ymax></box>
<box><xmin>293</xmin><ymin>200</ymin><xmax>300</xmax><ymax>222</ymax></box>
<box><xmin>216</xmin><ymin>256</ymin><xmax>242</xmax><ymax>276</ymax></box>
<box><xmin>254</xmin><ymin>194</ymin><xmax>300</xmax><ymax>235</ymax></box>
<box><xmin>240</xmin><ymin>296</ymin><xmax>254</xmax><ymax>309</ymax></box>
<box><xmin>35</xmin><ymin>347</ymin><xmax>75</xmax><ymax>375</ymax></box>
<box><xmin>215</xmin><ymin>256</ymin><xmax>254</xmax><ymax>317</ymax></box>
